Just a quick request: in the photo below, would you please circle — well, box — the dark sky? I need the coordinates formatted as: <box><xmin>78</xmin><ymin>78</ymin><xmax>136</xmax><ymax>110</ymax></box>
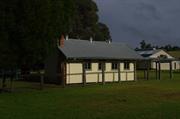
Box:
<box><xmin>95</xmin><ymin>0</ymin><xmax>180</xmax><ymax>47</ymax></box>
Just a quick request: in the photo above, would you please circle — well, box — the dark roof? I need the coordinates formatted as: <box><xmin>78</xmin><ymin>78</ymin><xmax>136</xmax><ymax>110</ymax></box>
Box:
<box><xmin>58</xmin><ymin>39</ymin><xmax>143</xmax><ymax>60</ymax></box>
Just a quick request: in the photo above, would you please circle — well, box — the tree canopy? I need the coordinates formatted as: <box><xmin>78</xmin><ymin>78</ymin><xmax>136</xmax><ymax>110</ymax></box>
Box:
<box><xmin>136</xmin><ymin>40</ymin><xmax>180</xmax><ymax>51</ymax></box>
<box><xmin>0</xmin><ymin>0</ymin><xmax>111</xmax><ymax>70</ymax></box>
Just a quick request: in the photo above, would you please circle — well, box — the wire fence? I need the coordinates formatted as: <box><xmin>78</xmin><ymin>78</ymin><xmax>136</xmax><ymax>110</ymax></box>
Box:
<box><xmin>0</xmin><ymin>69</ymin><xmax>180</xmax><ymax>93</ymax></box>
<box><xmin>137</xmin><ymin>69</ymin><xmax>180</xmax><ymax>80</ymax></box>
<box><xmin>0</xmin><ymin>72</ymin><xmax>45</xmax><ymax>93</ymax></box>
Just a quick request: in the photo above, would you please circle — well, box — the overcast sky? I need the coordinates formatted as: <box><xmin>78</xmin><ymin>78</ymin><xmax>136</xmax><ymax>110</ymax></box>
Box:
<box><xmin>95</xmin><ymin>0</ymin><xmax>180</xmax><ymax>47</ymax></box>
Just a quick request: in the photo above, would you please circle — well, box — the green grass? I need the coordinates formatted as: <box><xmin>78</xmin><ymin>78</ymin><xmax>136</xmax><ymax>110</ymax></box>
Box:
<box><xmin>168</xmin><ymin>51</ymin><xmax>180</xmax><ymax>58</ymax></box>
<box><xmin>0</xmin><ymin>71</ymin><xmax>180</xmax><ymax>119</ymax></box>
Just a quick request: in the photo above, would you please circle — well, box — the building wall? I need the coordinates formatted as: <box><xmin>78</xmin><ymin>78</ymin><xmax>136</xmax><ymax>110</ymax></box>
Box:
<box><xmin>66</xmin><ymin>62</ymin><xmax>135</xmax><ymax>84</ymax></box>
<box><xmin>137</xmin><ymin>50</ymin><xmax>180</xmax><ymax>70</ymax></box>
<box><xmin>45</xmin><ymin>49</ymin><xmax>60</xmax><ymax>84</ymax></box>
<box><xmin>152</xmin><ymin>61</ymin><xmax>180</xmax><ymax>70</ymax></box>
<box><xmin>66</xmin><ymin>63</ymin><xmax>83</xmax><ymax>84</ymax></box>
<box><xmin>174</xmin><ymin>61</ymin><xmax>180</xmax><ymax>70</ymax></box>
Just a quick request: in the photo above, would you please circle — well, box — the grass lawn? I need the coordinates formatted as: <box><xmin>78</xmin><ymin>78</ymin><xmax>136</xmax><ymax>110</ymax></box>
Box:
<box><xmin>0</xmin><ymin>71</ymin><xmax>180</xmax><ymax>119</ymax></box>
<box><xmin>168</xmin><ymin>51</ymin><xmax>180</xmax><ymax>58</ymax></box>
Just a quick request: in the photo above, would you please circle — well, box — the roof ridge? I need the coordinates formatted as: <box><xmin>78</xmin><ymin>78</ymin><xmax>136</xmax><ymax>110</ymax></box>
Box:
<box><xmin>67</xmin><ymin>38</ymin><xmax>127</xmax><ymax>45</ymax></box>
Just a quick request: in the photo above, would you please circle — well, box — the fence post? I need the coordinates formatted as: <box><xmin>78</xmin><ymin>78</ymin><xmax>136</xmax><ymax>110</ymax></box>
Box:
<box><xmin>169</xmin><ymin>61</ymin><xmax>173</xmax><ymax>80</ymax></box>
<box><xmin>40</xmin><ymin>72</ymin><xmax>44</xmax><ymax>90</ymax></box>
<box><xmin>102</xmin><ymin>62</ymin><xmax>105</xmax><ymax>85</ymax></box>
<box><xmin>61</xmin><ymin>62</ymin><xmax>66</xmax><ymax>88</ymax></box>
<box><xmin>156</xmin><ymin>62</ymin><xmax>158</xmax><ymax>80</ymax></box>
<box><xmin>0</xmin><ymin>70</ymin><xmax>1</xmax><ymax>90</ymax></box>
<box><xmin>134</xmin><ymin>61</ymin><xmax>137</xmax><ymax>81</ymax></box>
<box><xmin>2</xmin><ymin>71</ymin><xmax>6</xmax><ymax>90</ymax></box>
<box><xmin>158</xmin><ymin>61</ymin><xmax>161</xmax><ymax>80</ymax></box>
<box><xmin>118</xmin><ymin>62</ymin><xmax>121</xmax><ymax>83</ymax></box>
<box><xmin>144</xmin><ymin>70</ymin><xmax>146</xmax><ymax>80</ymax></box>
<box><xmin>147</xmin><ymin>60</ymin><xmax>150</xmax><ymax>80</ymax></box>
<box><xmin>82</xmin><ymin>62</ymin><xmax>86</xmax><ymax>87</ymax></box>
<box><xmin>10</xmin><ymin>70</ymin><xmax>14</xmax><ymax>92</ymax></box>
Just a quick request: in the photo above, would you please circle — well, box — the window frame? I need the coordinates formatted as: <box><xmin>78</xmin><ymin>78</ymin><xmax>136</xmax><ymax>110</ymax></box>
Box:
<box><xmin>84</xmin><ymin>62</ymin><xmax>92</xmax><ymax>71</ymax></box>
<box><xmin>111</xmin><ymin>63</ymin><xmax>118</xmax><ymax>70</ymax></box>
<box><xmin>98</xmin><ymin>63</ymin><xmax>106</xmax><ymax>71</ymax></box>
<box><xmin>124</xmin><ymin>62</ymin><xmax>130</xmax><ymax>70</ymax></box>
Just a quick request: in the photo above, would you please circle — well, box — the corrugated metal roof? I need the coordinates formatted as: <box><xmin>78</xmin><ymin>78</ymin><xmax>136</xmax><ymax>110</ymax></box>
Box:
<box><xmin>136</xmin><ymin>49</ymin><xmax>162</xmax><ymax>58</ymax></box>
<box><xmin>58</xmin><ymin>39</ymin><xmax>143</xmax><ymax>60</ymax></box>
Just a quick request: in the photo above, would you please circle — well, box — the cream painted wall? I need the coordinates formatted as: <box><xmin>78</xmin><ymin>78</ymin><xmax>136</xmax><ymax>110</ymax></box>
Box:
<box><xmin>66</xmin><ymin>63</ymin><xmax>83</xmax><ymax>84</ymax></box>
<box><xmin>174</xmin><ymin>61</ymin><xmax>180</xmax><ymax>70</ymax></box>
<box><xmin>66</xmin><ymin>62</ymin><xmax>135</xmax><ymax>84</ymax></box>
<box><xmin>104</xmin><ymin>63</ymin><xmax>117</xmax><ymax>82</ymax></box>
<box><xmin>149</xmin><ymin>50</ymin><xmax>180</xmax><ymax>70</ymax></box>
<box><xmin>120</xmin><ymin>63</ymin><xmax>134</xmax><ymax>81</ymax></box>
<box><xmin>86</xmin><ymin>63</ymin><xmax>101</xmax><ymax>83</ymax></box>
<box><xmin>152</xmin><ymin>61</ymin><xmax>180</xmax><ymax>70</ymax></box>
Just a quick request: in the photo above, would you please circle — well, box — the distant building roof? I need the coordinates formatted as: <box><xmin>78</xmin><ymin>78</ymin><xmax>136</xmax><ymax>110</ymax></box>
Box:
<box><xmin>136</xmin><ymin>49</ymin><xmax>178</xmax><ymax>61</ymax></box>
<box><xmin>136</xmin><ymin>49</ymin><xmax>162</xmax><ymax>57</ymax></box>
<box><xmin>58</xmin><ymin>39</ymin><xmax>143</xmax><ymax>60</ymax></box>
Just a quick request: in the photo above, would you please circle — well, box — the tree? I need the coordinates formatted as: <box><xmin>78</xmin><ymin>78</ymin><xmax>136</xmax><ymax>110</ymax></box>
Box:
<box><xmin>69</xmin><ymin>0</ymin><xmax>111</xmax><ymax>41</ymax></box>
<box><xmin>140</xmin><ymin>40</ymin><xmax>152</xmax><ymax>50</ymax></box>
<box><xmin>140</xmin><ymin>40</ymin><xmax>146</xmax><ymax>49</ymax></box>
<box><xmin>0</xmin><ymin>0</ymin><xmax>19</xmax><ymax>69</ymax></box>
<box><xmin>95</xmin><ymin>23</ymin><xmax>111</xmax><ymax>41</ymax></box>
<box><xmin>0</xmin><ymin>0</ymin><xmax>111</xmax><ymax>71</ymax></box>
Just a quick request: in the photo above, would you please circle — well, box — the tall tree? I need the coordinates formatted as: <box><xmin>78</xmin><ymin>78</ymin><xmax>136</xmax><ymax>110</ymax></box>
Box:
<box><xmin>0</xmin><ymin>0</ymin><xmax>111</xmax><ymax>70</ymax></box>
<box><xmin>69</xmin><ymin>0</ymin><xmax>111</xmax><ymax>41</ymax></box>
<box><xmin>0</xmin><ymin>0</ymin><xmax>18</xmax><ymax>69</ymax></box>
<box><xmin>140</xmin><ymin>40</ymin><xmax>152</xmax><ymax>50</ymax></box>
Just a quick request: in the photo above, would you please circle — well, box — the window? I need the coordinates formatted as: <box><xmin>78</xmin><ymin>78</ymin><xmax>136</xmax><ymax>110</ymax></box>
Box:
<box><xmin>98</xmin><ymin>63</ymin><xmax>106</xmax><ymax>70</ymax></box>
<box><xmin>98</xmin><ymin>63</ymin><xmax>102</xmax><ymax>70</ymax></box>
<box><xmin>85</xmin><ymin>62</ymin><xmax>91</xmax><ymax>70</ymax></box>
<box><xmin>112</xmin><ymin>63</ymin><xmax>118</xmax><ymax>70</ymax></box>
<box><xmin>158</xmin><ymin>55</ymin><xmax>167</xmax><ymax>59</ymax></box>
<box><xmin>124</xmin><ymin>62</ymin><xmax>130</xmax><ymax>70</ymax></box>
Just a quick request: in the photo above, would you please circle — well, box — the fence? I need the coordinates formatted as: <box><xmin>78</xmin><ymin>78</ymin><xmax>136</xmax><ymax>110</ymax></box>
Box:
<box><xmin>137</xmin><ymin>70</ymin><xmax>180</xmax><ymax>80</ymax></box>
<box><xmin>0</xmin><ymin>72</ymin><xmax>45</xmax><ymax>93</ymax></box>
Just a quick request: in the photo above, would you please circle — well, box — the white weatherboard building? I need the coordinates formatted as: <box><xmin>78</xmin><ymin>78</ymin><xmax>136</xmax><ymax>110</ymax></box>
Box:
<box><xmin>45</xmin><ymin>36</ymin><xmax>143</xmax><ymax>85</ymax></box>
<box><xmin>137</xmin><ymin>49</ymin><xmax>180</xmax><ymax>70</ymax></box>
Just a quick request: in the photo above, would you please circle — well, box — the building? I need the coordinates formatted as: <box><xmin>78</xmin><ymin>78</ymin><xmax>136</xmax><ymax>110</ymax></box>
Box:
<box><xmin>137</xmin><ymin>49</ymin><xmax>180</xmax><ymax>70</ymax></box>
<box><xmin>45</xmin><ymin>35</ymin><xmax>143</xmax><ymax>85</ymax></box>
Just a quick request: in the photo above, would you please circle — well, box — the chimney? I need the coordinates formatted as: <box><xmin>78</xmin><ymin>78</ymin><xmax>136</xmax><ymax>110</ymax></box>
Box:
<box><xmin>107</xmin><ymin>39</ymin><xmax>111</xmax><ymax>44</ymax></box>
<box><xmin>90</xmin><ymin>37</ymin><xmax>93</xmax><ymax>43</ymax></box>
<box><xmin>59</xmin><ymin>35</ymin><xmax>65</xmax><ymax>47</ymax></box>
<box><xmin>65</xmin><ymin>35</ymin><xmax>69</xmax><ymax>41</ymax></box>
